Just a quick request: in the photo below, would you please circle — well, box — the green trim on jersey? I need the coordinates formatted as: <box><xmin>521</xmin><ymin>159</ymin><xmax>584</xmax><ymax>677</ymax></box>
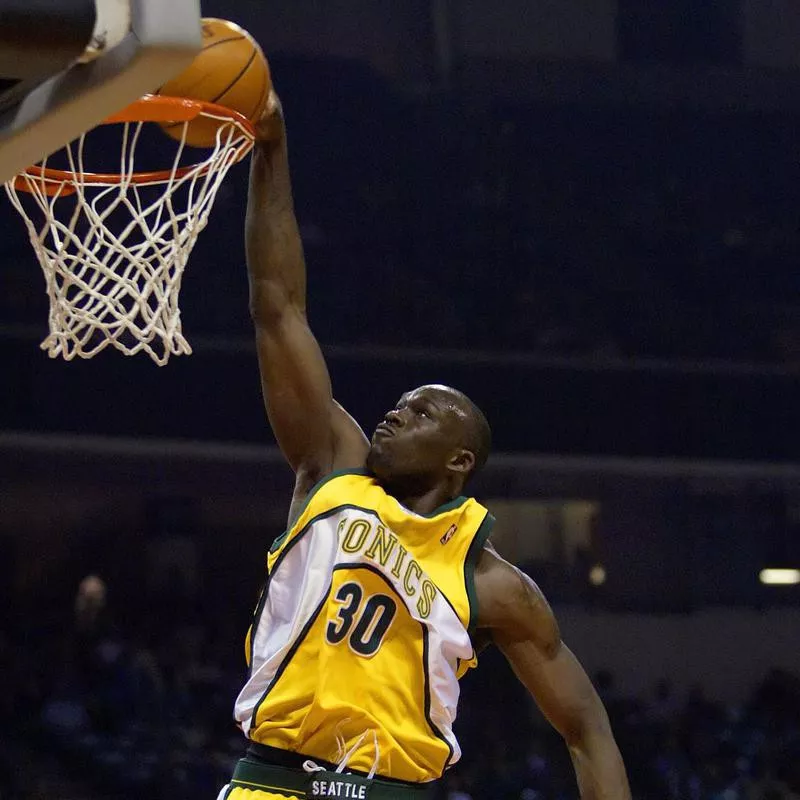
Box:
<box><xmin>417</xmin><ymin>494</ymin><xmax>469</xmax><ymax>518</ymax></box>
<box><xmin>268</xmin><ymin>529</ymin><xmax>290</xmax><ymax>555</ymax></box>
<box><xmin>270</xmin><ymin>504</ymin><xmax>375</xmax><ymax>575</ymax></box>
<box><xmin>270</xmin><ymin>469</ymin><xmax>372</xmax><ymax>554</ymax></box>
<box><xmin>464</xmin><ymin>511</ymin><xmax>495</xmax><ymax>633</ymax></box>
<box><xmin>248</xmin><ymin>588</ymin><xmax>266</xmax><ymax>674</ymax></box>
<box><xmin>420</xmin><ymin>622</ymin><xmax>454</xmax><ymax>772</ymax></box>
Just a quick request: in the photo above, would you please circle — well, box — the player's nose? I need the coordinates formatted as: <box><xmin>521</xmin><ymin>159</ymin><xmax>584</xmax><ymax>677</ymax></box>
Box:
<box><xmin>384</xmin><ymin>409</ymin><xmax>404</xmax><ymax>427</ymax></box>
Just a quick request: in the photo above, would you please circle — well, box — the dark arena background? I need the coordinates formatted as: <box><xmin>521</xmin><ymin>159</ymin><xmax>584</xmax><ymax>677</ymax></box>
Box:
<box><xmin>1</xmin><ymin>1</ymin><xmax>800</xmax><ymax>798</ymax></box>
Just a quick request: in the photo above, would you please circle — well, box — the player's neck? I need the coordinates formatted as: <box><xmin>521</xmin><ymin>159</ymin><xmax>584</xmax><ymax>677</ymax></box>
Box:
<box><xmin>385</xmin><ymin>479</ymin><xmax>464</xmax><ymax>516</ymax></box>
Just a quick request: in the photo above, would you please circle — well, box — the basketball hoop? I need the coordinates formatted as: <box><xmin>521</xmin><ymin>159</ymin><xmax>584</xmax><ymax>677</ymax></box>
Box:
<box><xmin>4</xmin><ymin>94</ymin><xmax>256</xmax><ymax>365</ymax></box>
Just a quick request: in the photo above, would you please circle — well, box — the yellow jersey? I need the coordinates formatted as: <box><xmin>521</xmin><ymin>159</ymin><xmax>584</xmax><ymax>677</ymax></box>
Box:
<box><xmin>233</xmin><ymin>469</ymin><xmax>494</xmax><ymax>783</ymax></box>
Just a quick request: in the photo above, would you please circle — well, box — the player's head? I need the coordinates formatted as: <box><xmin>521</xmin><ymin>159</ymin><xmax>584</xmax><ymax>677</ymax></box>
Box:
<box><xmin>366</xmin><ymin>384</ymin><xmax>491</xmax><ymax>495</ymax></box>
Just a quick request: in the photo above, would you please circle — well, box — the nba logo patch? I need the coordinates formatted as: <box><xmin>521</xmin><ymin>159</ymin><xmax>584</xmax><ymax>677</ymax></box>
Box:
<box><xmin>440</xmin><ymin>524</ymin><xmax>457</xmax><ymax>545</ymax></box>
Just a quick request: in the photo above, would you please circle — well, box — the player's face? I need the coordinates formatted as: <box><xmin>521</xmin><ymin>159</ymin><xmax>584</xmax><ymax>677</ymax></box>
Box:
<box><xmin>366</xmin><ymin>386</ymin><xmax>467</xmax><ymax>483</ymax></box>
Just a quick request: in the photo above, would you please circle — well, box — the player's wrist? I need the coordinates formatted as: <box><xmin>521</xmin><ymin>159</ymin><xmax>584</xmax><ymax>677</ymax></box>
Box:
<box><xmin>255</xmin><ymin>91</ymin><xmax>286</xmax><ymax>143</ymax></box>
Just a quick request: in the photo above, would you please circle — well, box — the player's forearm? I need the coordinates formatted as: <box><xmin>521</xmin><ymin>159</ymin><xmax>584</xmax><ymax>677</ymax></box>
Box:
<box><xmin>245</xmin><ymin>137</ymin><xmax>307</xmax><ymax>317</ymax></box>
<box><xmin>567</xmin><ymin>719</ymin><xmax>631</xmax><ymax>800</ymax></box>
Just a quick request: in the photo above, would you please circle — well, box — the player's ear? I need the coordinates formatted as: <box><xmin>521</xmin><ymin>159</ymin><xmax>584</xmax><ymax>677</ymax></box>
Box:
<box><xmin>448</xmin><ymin>448</ymin><xmax>476</xmax><ymax>476</ymax></box>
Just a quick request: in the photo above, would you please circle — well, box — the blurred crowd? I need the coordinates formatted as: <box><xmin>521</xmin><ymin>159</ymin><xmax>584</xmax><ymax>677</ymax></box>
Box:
<box><xmin>2</xmin><ymin>568</ymin><xmax>799</xmax><ymax>800</ymax></box>
<box><xmin>2</xmin><ymin>57</ymin><xmax>799</xmax><ymax>366</ymax></box>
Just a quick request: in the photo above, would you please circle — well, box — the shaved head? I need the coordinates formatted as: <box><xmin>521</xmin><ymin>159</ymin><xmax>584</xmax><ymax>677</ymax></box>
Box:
<box><xmin>457</xmin><ymin>392</ymin><xmax>492</xmax><ymax>477</ymax></box>
<box><xmin>421</xmin><ymin>385</ymin><xmax>492</xmax><ymax>480</ymax></box>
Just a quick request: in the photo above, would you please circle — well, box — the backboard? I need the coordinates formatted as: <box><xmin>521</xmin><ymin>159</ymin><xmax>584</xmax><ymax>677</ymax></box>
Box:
<box><xmin>0</xmin><ymin>0</ymin><xmax>202</xmax><ymax>184</ymax></box>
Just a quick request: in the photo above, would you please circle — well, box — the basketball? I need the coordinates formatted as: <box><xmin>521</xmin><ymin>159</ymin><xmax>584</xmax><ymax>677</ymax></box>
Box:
<box><xmin>157</xmin><ymin>18</ymin><xmax>271</xmax><ymax>148</ymax></box>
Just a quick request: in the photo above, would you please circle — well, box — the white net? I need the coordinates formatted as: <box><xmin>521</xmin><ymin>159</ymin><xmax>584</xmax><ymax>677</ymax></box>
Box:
<box><xmin>4</xmin><ymin>99</ymin><xmax>254</xmax><ymax>365</ymax></box>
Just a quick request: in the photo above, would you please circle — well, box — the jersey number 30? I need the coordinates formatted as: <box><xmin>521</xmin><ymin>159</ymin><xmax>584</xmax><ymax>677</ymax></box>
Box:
<box><xmin>326</xmin><ymin>582</ymin><xmax>397</xmax><ymax>656</ymax></box>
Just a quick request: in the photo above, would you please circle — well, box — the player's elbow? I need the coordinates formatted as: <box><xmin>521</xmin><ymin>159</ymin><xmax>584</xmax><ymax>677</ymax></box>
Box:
<box><xmin>248</xmin><ymin>277</ymin><xmax>298</xmax><ymax>328</ymax></box>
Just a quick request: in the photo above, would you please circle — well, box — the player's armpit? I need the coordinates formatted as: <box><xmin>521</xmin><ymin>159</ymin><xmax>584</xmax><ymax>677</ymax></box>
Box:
<box><xmin>475</xmin><ymin>549</ymin><xmax>631</xmax><ymax>800</ymax></box>
<box><xmin>469</xmin><ymin>628</ymin><xmax>493</xmax><ymax>654</ymax></box>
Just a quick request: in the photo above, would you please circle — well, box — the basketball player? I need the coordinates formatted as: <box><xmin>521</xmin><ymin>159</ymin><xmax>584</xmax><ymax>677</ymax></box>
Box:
<box><xmin>218</xmin><ymin>94</ymin><xmax>631</xmax><ymax>800</ymax></box>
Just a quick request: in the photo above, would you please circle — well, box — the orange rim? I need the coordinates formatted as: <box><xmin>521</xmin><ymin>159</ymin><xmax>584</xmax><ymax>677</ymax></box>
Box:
<box><xmin>13</xmin><ymin>94</ymin><xmax>256</xmax><ymax>196</ymax></box>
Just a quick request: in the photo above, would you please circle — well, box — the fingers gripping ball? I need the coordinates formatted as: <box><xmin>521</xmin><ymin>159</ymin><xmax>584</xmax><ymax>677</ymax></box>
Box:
<box><xmin>158</xmin><ymin>18</ymin><xmax>271</xmax><ymax>148</ymax></box>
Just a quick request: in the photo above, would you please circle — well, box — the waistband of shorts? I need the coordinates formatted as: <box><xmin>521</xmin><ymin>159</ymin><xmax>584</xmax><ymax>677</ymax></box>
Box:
<box><xmin>234</xmin><ymin>743</ymin><xmax>439</xmax><ymax>800</ymax></box>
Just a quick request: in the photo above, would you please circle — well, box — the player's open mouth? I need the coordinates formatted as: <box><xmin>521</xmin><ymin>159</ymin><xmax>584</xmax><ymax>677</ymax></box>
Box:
<box><xmin>374</xmin><ymin>423</ymin><xmax>395</xmax><ymax>438</ymax></box>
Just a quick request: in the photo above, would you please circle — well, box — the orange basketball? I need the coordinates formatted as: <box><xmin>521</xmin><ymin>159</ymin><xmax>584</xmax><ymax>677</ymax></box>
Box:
<box><xmin>158</xmin><ymin>18</ymin><xmax>271</xmax><ymax>148</ymax></box>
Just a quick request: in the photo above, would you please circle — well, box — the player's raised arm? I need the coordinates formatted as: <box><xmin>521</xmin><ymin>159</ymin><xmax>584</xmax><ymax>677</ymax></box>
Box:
<box><xmin>246</xmin><ymin>94</ymin><xmax>369</xmax><ymax>482</ymax></box>
<box><xmin>475</xmin><ymin>547</ymin><xmax>631</xmax><ymax>800</ymax></box>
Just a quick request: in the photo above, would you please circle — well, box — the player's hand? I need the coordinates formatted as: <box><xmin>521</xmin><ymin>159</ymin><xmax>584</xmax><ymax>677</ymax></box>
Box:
<box><xmin>255</xmin><ymin>90</ymin><xmax>285</xmax><ymax>143</ymax></box>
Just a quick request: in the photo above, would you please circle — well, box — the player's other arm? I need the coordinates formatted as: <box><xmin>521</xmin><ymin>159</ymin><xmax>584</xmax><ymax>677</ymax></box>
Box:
<box><xmin>246</xmin><ymin>94</ymin><xmax>369</xmax><ymax>482</ymax></box>
<box><xmin>475</xmin><ymin>547</ymin><xmax>631</xmax><ymax>800</ymax></box>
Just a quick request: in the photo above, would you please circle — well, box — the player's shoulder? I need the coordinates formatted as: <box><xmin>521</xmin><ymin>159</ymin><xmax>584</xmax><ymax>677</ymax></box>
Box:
<box><xmin>474</xmin><ymin>543</ymin><xmax>529</xmax><ymax>603</ymax></box>
<box><xmin>474</xmin><ymin>544</ymin><xmax>559</xmax><ymax>648</ymax></box>
<box><xmin>286</xmin><ymin>465</ymin><xmax>374</xmax><ymax>529</ymax></box>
